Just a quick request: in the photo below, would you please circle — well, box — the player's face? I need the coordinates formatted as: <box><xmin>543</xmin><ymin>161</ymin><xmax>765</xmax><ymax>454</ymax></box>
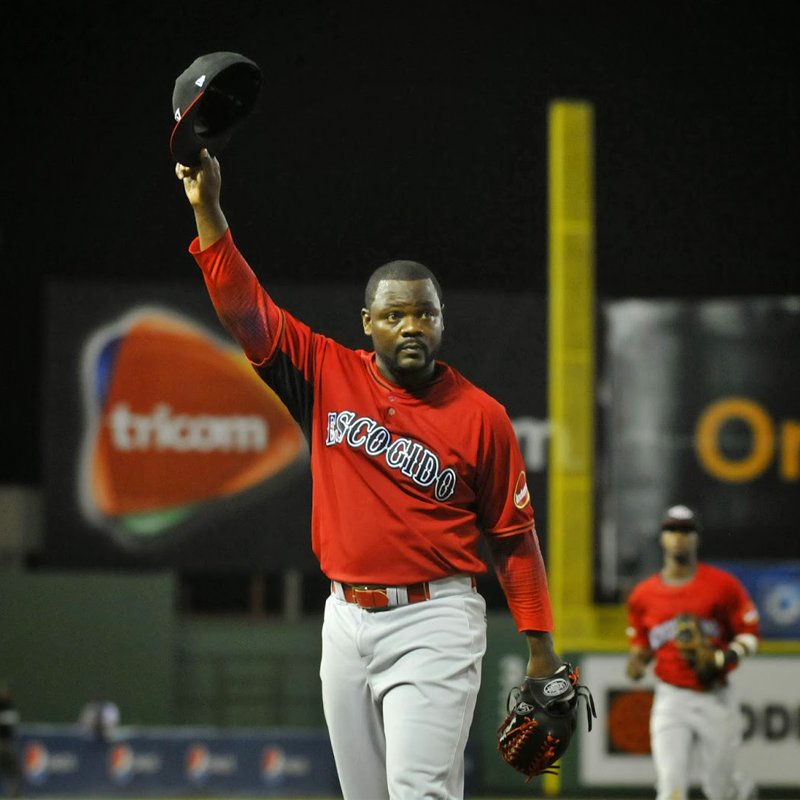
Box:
<box><xmin>362</xmin><ymin>278</ymin><xmax>444</xmax><ymax>387</ymax></box>
<box><xmin>660</xmin><ymin>528</ymin><xmax>698</xmax><ymax>564</ymax></box>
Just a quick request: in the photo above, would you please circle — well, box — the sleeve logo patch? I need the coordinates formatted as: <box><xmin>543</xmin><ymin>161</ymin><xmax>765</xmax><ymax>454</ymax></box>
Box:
<box><xmin>513</xmin><ymin>471</ymin><xmax>530</xmax><ymax>509</ymax></box>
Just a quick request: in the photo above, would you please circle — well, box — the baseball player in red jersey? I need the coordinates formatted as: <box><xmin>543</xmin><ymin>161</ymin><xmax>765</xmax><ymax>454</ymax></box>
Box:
<box><xmin>626</xmin><ymin>505</ymin><xmax>760</xmax><ymax>800</ymax></box>
<box><xmin>176</xmin><ymin>149</ymin><xmax>566</xmax><ymax>799</ymax></box>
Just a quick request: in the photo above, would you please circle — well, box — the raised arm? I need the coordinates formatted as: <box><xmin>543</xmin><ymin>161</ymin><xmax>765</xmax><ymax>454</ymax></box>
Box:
<box><xmin>176</xmin><ymin>148</ymin><xmax>229</xmax><ymax>250</ymax></box>
<box><xmin>174</xmin><ymin>149</ymin><xmax>282</xmax><ymax>366</ymax></box>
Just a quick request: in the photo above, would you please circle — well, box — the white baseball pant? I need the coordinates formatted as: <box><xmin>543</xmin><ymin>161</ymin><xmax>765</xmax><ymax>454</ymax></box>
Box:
<box><xmin>650</xmin><ymin>679</ymin><xmax>756</xmax><ymax>800</ymax></box>
<box><xmin>320</xmin><ymin>575</ymin><xmax>486</xmax><ymax>799</ymax></box>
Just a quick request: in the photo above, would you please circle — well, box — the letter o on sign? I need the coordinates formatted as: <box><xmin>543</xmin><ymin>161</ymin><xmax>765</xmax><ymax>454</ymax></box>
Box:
<box><xmin>695</xmin><ymin>398</ymin><xmax>774</xmax><ymax>482</ymax></box>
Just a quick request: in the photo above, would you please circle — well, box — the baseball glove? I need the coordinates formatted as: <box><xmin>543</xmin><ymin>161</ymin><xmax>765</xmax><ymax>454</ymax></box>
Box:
<box><xmin>497</xmin><ymin>663</ymin><xmax>596</xmax><ymax>782</ymax></box>
<box><xmin>674</xmin><ymin>613</ymin><xmax>719</xmax><ymax>684</ymax></box>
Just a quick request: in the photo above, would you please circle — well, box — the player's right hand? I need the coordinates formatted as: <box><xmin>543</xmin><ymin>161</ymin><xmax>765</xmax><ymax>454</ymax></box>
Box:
<box><xmin>626</xmin><ymin>661</ymin><xmax>643</xmax><ymax>680</ymax></box>
<box><xmin>176</xmin><ymin>149</ymin><xmax>222</xmax><ymax>208</ymax></box>
<box><xmin>625</xmin><ymin>647</ymin><xmax>651</xmax><ymax>681</ymax></box>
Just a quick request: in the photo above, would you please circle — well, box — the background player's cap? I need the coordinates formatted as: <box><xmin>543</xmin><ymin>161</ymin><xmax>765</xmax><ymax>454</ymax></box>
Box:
<box><xmin>170</xmin><ymin>51</ymin><xmax>262</xmax><ymax>166</ymax></box>
<box><xmin>660</xmin><ymin>504</ymin><xmax>701</xmax><ymax>532</ymax></box>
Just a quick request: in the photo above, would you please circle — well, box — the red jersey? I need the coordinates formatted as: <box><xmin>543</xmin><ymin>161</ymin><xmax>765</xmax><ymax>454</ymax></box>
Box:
<box><xmin>191</xmin><ymin>231</ymin><xmax>538</xmax><ymax>588</ymax></box>
<box><xmin>626</xmin><ymin>562</ymin><xmax>760</xmax><ymax>690</ymax></box>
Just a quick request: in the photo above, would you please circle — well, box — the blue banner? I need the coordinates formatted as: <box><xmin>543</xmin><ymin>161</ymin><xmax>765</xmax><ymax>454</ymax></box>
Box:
<box><xmin>712</xmin><ymin>562</ymin><xmax>800</xmax><ymax>639</ymax></box>
<box><xmin>15</xmin><ymin>725</ymin><xmax>481</xmax><ymax>796</ymax></box>
<box><xmin>17</xmin><ymin>726</ymin><xmax>340</xmax><ymax>797</ymax></box>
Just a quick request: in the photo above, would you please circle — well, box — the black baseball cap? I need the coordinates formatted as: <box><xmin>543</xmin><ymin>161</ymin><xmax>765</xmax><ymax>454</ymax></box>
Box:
<box><xmin>660</xmin><ymin>504</ymin><xmax>701</xmax><ymax>533</ymax></box>
<box><xmin>170</xmin><ymin>51</ymin><xmax>262</xmax><ymax>166</ymax></box>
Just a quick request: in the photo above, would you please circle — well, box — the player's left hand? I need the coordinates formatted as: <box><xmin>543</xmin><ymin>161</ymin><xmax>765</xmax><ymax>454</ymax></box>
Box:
<box><xmin>497</xmin><ymin>663</ymin><xmax>596</xmax><ymax>782</ymax></box>
<box><xmin>674</xmin><ymin>613</ymin><xmax>720</xmax><ymax>684</ymax></box>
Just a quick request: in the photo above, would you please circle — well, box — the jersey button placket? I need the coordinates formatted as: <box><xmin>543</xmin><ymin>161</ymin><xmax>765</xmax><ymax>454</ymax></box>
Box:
<box><xmin>387</xmin><ymin>394</ymin><xmax>397</xmax><ymax>417</ymax></box>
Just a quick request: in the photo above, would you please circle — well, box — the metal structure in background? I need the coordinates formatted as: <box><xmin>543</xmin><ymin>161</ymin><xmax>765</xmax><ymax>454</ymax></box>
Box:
<box><xmin>598</xmin><ymin>297</ymin><xmax>800</xmax><ymax>627</ymax></box>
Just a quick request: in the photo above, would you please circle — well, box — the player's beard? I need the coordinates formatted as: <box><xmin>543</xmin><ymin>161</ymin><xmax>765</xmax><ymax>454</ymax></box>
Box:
<box><xmin>391</xmin><ymin>342</ymin><xmax>435</xmax><ymax>376</ymax></box>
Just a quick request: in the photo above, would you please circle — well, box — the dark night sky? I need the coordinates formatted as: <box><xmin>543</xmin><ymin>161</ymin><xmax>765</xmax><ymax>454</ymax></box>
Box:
<box><xmin>3</xmin><ymin>0</ymin><xmax>798</xmax><ymax>483</ymax></box>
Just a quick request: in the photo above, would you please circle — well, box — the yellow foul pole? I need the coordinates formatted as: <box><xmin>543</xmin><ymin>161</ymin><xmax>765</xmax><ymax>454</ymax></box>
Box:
<box><xmin>547</xmin><ymin>99</ymin><xmax>596</xmax><ymax>627</ymax></box>
<box><xmin>544</xmin><ymin>97</ymin><xmax>597</xmax><ymax>797</ymax></box>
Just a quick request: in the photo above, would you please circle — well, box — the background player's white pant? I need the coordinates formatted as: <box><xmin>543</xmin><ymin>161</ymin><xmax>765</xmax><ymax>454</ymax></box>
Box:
<box><xmin>650</xmin><ymin>680</ymin><xmax>756</xmax><ymax>800</ymax></box>
<box><xmin>320</xmin><ymin>577</ymin><xmax>486</xmax><ymax>800</ymax></box>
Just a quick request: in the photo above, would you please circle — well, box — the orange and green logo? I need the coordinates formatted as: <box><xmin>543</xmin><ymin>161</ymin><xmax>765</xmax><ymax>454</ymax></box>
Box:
<box><xmin>79</xmin><ymin>307</ymin><xmax>306</xmax><ymax>544</ymax></box>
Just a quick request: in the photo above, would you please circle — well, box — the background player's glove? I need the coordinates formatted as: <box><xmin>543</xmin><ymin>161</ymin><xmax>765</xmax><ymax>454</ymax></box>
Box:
<box><xmin>497</xmin><ymin>663</ymin><xmax>596</xmax><ymax>782</ymax></box>
<box><xmin>674</xmin><ymin>613</ymin><xmax>719</xmax><ymax>684</ymax></box>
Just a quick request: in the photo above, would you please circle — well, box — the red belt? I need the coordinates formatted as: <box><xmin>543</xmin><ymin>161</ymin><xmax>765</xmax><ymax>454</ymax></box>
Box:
<box><xmin>332</xmin><ymin>576</ymin><xmax>476</xmax><ymax>610</ymax></box>
<box><xmin>334</xmin><ymin>581</ymin><xmax>431</xmax><ymax>610</ymax></box>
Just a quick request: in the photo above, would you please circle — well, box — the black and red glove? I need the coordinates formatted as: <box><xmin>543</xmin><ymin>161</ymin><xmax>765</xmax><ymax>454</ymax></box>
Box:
<box><xmin>497</xmin><ymin>663</ymin><xmax>596</xmax><ymax>782</ymax></box>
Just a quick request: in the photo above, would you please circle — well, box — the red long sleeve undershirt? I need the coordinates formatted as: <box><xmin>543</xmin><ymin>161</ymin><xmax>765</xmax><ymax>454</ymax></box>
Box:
<box><xmin>189</xmin><ymin>230</ymin><xmax>281</xmax><ymax>366</ymax></box>
<box><xmin>487</xmin><ymin>531</ymin><xmax>554</xmax><ymax>633</ymax></box>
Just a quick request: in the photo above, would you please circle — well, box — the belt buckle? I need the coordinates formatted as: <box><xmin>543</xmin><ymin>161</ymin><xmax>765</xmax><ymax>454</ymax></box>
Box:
<box><xmin>352</xmin><ymin>586</ymin><xmax>390</xmax><ymax>609</ymax></box>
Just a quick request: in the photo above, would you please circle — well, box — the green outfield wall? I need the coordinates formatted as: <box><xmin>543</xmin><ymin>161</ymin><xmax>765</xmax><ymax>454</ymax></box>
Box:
<box><xmin>0</xmin><ymin>566</ymin><xmax>176</xmax><ymax>725</ymax></box>
<box><xmin>0</xmin><ymin>566</ymin><xmax>328</xmax><ymax>729</ymax></box>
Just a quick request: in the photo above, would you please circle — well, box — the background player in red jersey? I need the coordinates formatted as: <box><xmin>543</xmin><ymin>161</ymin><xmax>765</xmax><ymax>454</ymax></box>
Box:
<box><xmin>175</xmin><ymin>149</ymin><xmax>572</xmax><ymax>799</ymax></box>
<box><xmin>626</xmin><ymin>504</ymin><xmax>760</xmax><ymax>800</ymax></box>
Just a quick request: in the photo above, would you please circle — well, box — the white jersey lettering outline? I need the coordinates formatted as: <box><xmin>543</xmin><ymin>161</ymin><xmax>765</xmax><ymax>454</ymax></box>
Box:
<box><xmin>325</xmin><ymin>410</ymin><xmax>457</xmax><ymax>500</ymax></box>
<box><xmin>649</xmin><ymin>615</ymin><xmax>721</xmax><ymax>650</ymax></box>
